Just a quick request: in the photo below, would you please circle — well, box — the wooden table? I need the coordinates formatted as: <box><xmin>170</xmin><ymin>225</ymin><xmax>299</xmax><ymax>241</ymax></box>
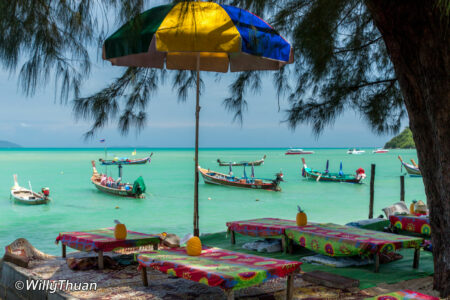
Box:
<box><xmin>285</xmin><ymin>222</ymin><xmax>423</xmax><ymax>272</ymax></box>
<box><xmin>226</xmin><ymin>218</ymin><xmax>299</xmax><ymax>252</ymax></box>
<box><xmin>137</xmin><ymin>247</ymin><xmax>301</xmax><ymax>300</ymax></box>
<box><xmin>56</xmin><ymin>228</ymin><xmax>160</xmax><ymax>269</ymax></box>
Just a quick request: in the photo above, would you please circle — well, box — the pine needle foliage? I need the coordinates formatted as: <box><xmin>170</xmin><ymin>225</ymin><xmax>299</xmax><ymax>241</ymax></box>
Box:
<box><xmin>2</xmin><ymin>0</ymin><xmax>410</xmax><ymax>137</ymax></box>
<box><xmin>0</xmin><ymin>0</ymin><xmax>145</xmax><ymax>101</ymax></box>
<box><xmin>225</xmin><ymin>0</ymin><xmax>405</xmax><ymax>135</ymax></box>
<box><xmin>73</xmin><ymin>0</ymin><xmax>406</xmax><ymax>137</ymax></box>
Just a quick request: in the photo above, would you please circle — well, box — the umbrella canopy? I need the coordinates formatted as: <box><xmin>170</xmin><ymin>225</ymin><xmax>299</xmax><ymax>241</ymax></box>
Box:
<box><xmin>103</xmin><ymin>2</ymin><xmax>293</xmax><ymax>72</ymax></box>
<box><xmin>103</xmin><ymin>1</ymin><xmax>293</xmax><ymax>236</ymax></box>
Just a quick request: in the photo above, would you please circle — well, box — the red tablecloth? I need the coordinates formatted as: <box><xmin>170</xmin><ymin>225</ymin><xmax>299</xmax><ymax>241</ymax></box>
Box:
<box><xmin>389</xmin><ymin>215</ymin><xmax>431</xmax><ymax>236</ymax></box>
<box><xmin>56</xmin><ymin>228</ymin><xmax>160</xmax><ymax>252</ymax></box>
<box><xmin>137</xmin><ymin>247</ymin><xmax>301</xmax><ymax>291</ymax></box>
<box><xmin>226</xmin><ymin>218</ymin><xmax>298</xmax><ymax>237</ymax></box>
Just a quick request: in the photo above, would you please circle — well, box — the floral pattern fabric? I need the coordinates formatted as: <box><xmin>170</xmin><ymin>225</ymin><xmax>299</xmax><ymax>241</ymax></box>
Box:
<box><xmin>389</xmin><ymin>215</ymin><xmax>431</xmax><ymax>236</ymax></box>
<box><xmin>136</xmin><ymin>247</ymin><xmax>301</xmax><ymax>291</ymax></box>
<box><xmin>285</xmin><ymin>223</ymin><xmax>423</xmax><ymax>257</ymax></box>
<box><xmin>226</xmin><ymin>218</ymin><xmax>298</xmax><ymax>238</ymax></box>
<box><xmin>56</xmin><ymin>228</ymin><xmax>160</xmax><ymax>252</ymax></box>
<box><xmin>364</xmin><ymin>289</ymin><xmax>439</xmax><ymax>300</ymax></box>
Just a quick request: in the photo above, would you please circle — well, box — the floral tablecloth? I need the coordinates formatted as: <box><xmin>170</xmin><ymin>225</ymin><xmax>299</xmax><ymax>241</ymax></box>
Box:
<box><xmin>136</xmin><ymin>247</ymin><xmax>301</xmax><ymax>291</ymax></box>
<box><xmin>56</xmin><ymin>228</ymin><xmax>160</xmax><ymax>252</ymax></box>
<box><xmin>365</xmin><ymin>289</ymin><xmax>439</xmax><ymax>300</ymax></box>
<box><xmin>226</xmin><ymin>218</ymin><xmax>299</xmax><ymax>238</ymax></box>
<box><xmin>285</xmin><ymin>223</ymin><xmax>423</xmax><ymax>257</ymax></box>
<box><xmin>389</xmin><ymin>215</ymin><xmax>431</xmax><ymax>236</ymax></box>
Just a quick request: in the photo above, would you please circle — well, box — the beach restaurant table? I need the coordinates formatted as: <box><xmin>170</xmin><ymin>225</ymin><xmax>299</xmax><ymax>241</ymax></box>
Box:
<box><xmin>389</xmin><ymin>215</ymin><xmax>431</xmax><ymax>236</ymax></box>
<box><xmin>226</xmin><ymin>218</ymin><xmax>299</xmax><ymax>252</ymax></box>
<box><xmin>56</xmin><ymin>228</ymin><xmax>160</xmax><ymax>269</ymax></box>
<box><xmin>285</xmin><ymin>223</ymin><xmax>423</xmax><ymax>272</ymax></box>
<box><xmin>136</xmin><ymin>247</ymin><xmax>301</xmax><ymax>300</ymax></box>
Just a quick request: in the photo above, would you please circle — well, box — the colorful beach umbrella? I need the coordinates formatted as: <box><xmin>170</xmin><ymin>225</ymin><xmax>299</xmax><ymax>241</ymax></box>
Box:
<box><xmin>103</xmin><ymin>1</ymin><xmax>293</xmax><ymax>236</ymax></box>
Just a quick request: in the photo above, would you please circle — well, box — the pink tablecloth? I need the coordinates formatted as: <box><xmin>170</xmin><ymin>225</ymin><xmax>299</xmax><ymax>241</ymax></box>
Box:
<box><xmin>56</xmin><ymin>228</ymin><xmax>160</xmax><ymax>252</ymax></box>
<box><xmin>226</xmin><ymin>218</ymin><xmax>298</xmax><ymax>238</ymax></box>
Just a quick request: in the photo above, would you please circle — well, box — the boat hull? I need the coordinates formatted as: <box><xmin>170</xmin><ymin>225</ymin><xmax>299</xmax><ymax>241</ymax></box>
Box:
<box><xmin>373</xmin><ymin>150</ymin><xmax>389</xmax><ymax>153</ymax></box>
<box><xmin>99</xmin><ymin>154</ymin><xmax>152</xmax><ymax>166</ymax></box>
<box><xmin>398</xmin><ymin>156</ymin><xmax>421</xmax><ymax>177</ymax></box>
<box><xmin>217</xmin><ymin>155</ymin><xmax>266</xmax><ymax>166</ymax></box>
<box><xmin>302</xmin><ymin>168</ymin><xmax>363</xmax><ymax>184</ymax></box>
<box><xmin>10</xmin><ymin>191</ymin><xmax>50</xmax><ymax>205</ymax></box>
<box><xmin>91</xmin><ymin>180</ymin><xmax>143</xmax><ymax>198</ymax></box>
<box><xmin>199</xmin><ymin>168</ymin><xmax>281</xmax><ymax>191</ymax></box>
<box><xmin>285</xmin><ymin>151</ymin><xmax>314</xmax><ymax>155</ymax></box>
<box><xmin>401</xmin><ymin>162</ymin><xmax>421</xmax><ymax>177</ymax></box>
<box><xmin>217</xmin><ymin>160</ymin><xmax>264</xmax><ymax>166</ymax></box>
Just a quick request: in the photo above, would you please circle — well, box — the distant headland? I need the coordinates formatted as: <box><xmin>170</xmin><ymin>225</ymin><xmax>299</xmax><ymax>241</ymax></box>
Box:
<box><xmin>384</xmin><ymin>127</ymin><xmax>415</xmax><ymax>149</ymax></box>
<box><xmin>0</xmin><ymin>140</ymin><xmax>22</xmax><ymax>148</ymax></box>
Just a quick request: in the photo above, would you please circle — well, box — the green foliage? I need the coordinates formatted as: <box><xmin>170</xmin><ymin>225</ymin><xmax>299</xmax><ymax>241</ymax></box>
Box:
<box><xmin>71</xmin><ymin>0</ymin><xmax>407</xmax><ymax>137</ymax></box>
<box><xmin>438</xmin><ymin>0</ymin><xmax>450</xmax><ymax>15</ymax></box>
<box><xmin>384</xmin><ymin>127</ymin><xmax>415</xmax><ymax>149</ymax></box>
<box><xmin>0</xmin><ymin>0</ymin><xmax>145</xmax><ymax>101</ymax></box>
<box><xmin>3</xmin><ymin>1</ymin><xmax>447</xmax><ymax>139</ymax></box>
<box><xmin>226</xmin><ymin>0</ymin><xmax>405</xmax><ymax>135</ymax></box>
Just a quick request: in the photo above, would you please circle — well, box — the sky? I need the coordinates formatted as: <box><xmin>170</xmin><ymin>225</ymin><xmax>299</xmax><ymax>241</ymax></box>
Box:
<box><xmin>0</xmin><ymin>3</ymin><xmax>404</xmax><ymax>148</ymax></box>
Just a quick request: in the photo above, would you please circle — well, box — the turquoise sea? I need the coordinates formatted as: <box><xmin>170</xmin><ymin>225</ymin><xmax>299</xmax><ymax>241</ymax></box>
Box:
<box><xmin>0</xmin><ymin>148</ymin><xmax>425</xmax><ymax>255</ymax></box>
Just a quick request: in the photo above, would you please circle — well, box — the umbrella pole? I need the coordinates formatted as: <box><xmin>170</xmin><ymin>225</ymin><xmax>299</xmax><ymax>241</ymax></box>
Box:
<box><xmin>194</xmin><ymin>57</ymin><xmax>201</xmax><ymax>237</ymax></box>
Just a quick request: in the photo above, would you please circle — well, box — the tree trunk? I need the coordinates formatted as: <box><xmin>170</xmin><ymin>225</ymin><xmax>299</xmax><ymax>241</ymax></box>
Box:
<box><xmin>365</xmin><ymin>0</ymin><xmax>450</xmax><ymax>297</ymax></box>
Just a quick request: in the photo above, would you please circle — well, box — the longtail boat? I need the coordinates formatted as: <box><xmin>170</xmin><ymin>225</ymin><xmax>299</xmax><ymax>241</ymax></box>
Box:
<box><xmin>198</xmin><ymin>165</ymin><xmax>283</xmax><ymax>191</ymax></box>
<box><xmin>91</xmin><ymin>161</ymin><xmax>146</xmax><ymax>198</ymax></box>
<box><xmin>217</xmin><ymin>155</ymin><xmax>266</xmax><ymax>166</ymax></box>
<box><xmin>10</xmin><ymin>175</ymin><xmax>51</xmax><ymax>205</ymax></box>
<box><xmin>99</xmin><ymin>153</ymin><xmax>152</xmax><ymax>165</ymax></box>
<box><xmin>398</xmin><ymin>156</ymin><xmax>421</xmax><ymax>177</ymax></box>
<box><xmin>301</xmin><ymin>158</ymin><xmax>366</xmax><ymax>183</ymax></box>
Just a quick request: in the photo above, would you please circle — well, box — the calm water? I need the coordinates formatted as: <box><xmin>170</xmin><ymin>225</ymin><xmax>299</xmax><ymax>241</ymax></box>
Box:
<box><xmin>0</xmin><ymin>148</ymin><xmax>425</xmax><ymax>255</ymax></box>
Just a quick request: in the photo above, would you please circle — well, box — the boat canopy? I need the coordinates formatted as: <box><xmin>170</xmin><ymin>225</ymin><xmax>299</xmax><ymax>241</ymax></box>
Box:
<box><xmin>132</xmin><ymin>176</ymin><xmax>146</xmax><ymax>194</ymax></box>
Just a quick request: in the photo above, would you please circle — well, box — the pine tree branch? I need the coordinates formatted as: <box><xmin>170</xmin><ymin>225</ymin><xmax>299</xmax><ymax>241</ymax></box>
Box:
<box><xmin>334</xmin><ymin>36</ymin><xmax>382</xmax><ymax>54</ymax></box>
<box><xmin>347</xmin><ymin>78</ymin><xmax>397</xmax><ymax>91</ymax></box>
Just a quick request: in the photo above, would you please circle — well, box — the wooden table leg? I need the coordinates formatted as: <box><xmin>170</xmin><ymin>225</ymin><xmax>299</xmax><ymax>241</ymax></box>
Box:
<box><xmin>225</xmin><ymin>290</ymin><xmax>234</xmax><ymax>300</ymax></box>
<box><xmin>288</xmin><ymin>239</ymin><xmax>293</xmax><ymax>254</ymax></box>
<box><xmin>62</xmin><ymin>244</ymin><xmax>66</xmax><ymax>258</ymax></box>
<box><xmin>281</xmin><ymin>236</ymin><xmax>286</xmax><ymax>253</ymax></box>
<box><xmin>413</xmin><ymin>247</ymin><xmax>420</xmax><ymax>269</ymax></box>
<box><xmin>286</xmin><ymin>273</ymin><xmax>294</xmax><ymax>300</ymax></box>
<box><xmin>153</xmin><ymin>242</ymin><xmax>159</xmax><ymax>250</ymax></box>
<box><xmin>141</xmin><ymin>266</ymin><xmax>148</xmax><ymax>286</ymax></box>
<box><xmin>230</xmin><ymin>230</ymin><xmax>236</xmax><ymax>245</ymax></box>
<box><xmin>98</xmin><ymin>250</ymin><xmax>104</xmax><ymax>270</ymax></box>
<box><xmin>374</xmin><ymin>253</ymin><xmax>380</xmax><ymax>273</ymax></box>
